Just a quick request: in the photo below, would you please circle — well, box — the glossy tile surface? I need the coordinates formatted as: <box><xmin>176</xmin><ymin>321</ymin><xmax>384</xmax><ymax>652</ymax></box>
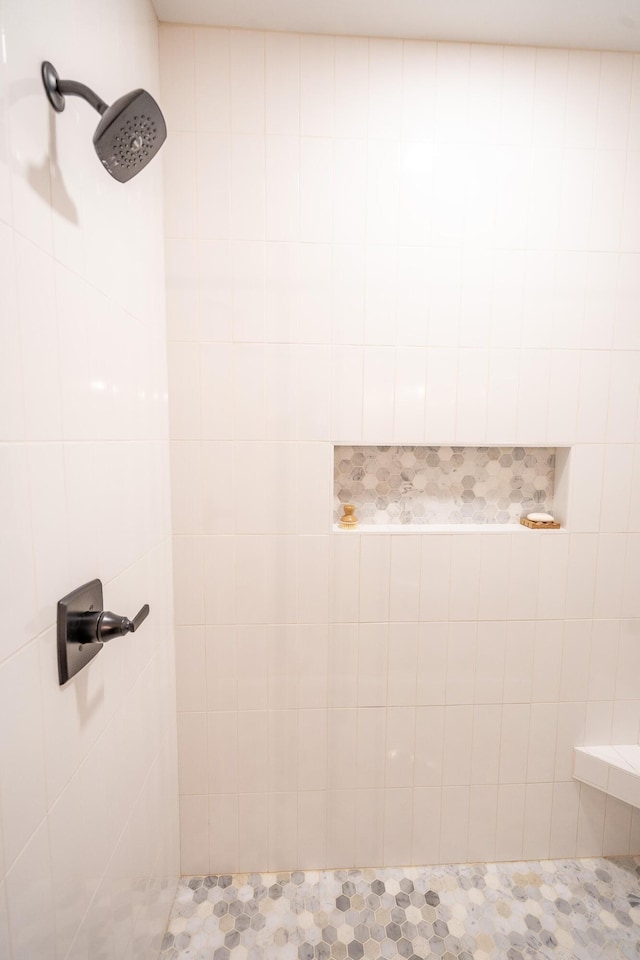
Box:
<box><xmin>162</xmin><ymin>857</ymin><xmax>640</xmax><ymax>960</ymax></box>
<box><xmin>163</xmin><ymin>24</ymin><xmax>640</xmax><ymax>876</ymax></box>
<box><xmin>0</xmin><ymin>0</ymin><xmax>179</xmax><ymax>956</ymax></box>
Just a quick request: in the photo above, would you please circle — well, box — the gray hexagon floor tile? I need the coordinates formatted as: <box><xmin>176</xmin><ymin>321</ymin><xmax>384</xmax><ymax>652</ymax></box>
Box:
<box><xmin>160</xmin><ymin>857</ymin><xmax>640</xmax><ymax>960</ymax></box>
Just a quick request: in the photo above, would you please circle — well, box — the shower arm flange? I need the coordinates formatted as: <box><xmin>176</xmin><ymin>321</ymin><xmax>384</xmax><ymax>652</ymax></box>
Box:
<box><xmin>42</xmin><ymin>61</ymin><xmax>108</xmax><ymax>116</ymax></box>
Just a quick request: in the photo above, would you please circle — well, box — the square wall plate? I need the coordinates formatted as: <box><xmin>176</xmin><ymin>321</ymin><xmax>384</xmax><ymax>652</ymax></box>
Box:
<box><xmin>57</xmin><ymin>579</ymin><xmax>103</xmax><ymax>685</ymax></box>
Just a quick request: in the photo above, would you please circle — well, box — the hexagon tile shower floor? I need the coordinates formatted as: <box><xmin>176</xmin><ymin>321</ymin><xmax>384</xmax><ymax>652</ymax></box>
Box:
<box><xmin>160</xmin><ymin>856</ymin><xmax>640</xmax><ymax>960</ymax></box>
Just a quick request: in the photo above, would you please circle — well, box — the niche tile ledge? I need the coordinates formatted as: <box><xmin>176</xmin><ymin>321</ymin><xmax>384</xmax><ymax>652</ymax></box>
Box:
<box><xmin>574</xmin><ymin>745</ymin><xmax>640</xmax><ymax>808</ymax></box>
<box><xmin>332</xmin><ymin>522</ymin><xmax>566</xmax><ymax>535</ymax></box>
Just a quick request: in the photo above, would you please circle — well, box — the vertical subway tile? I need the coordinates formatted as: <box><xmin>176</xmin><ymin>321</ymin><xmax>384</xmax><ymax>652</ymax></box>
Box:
<box><xmin>206</xmin><ymin>625</ymin><xmax>238</xmax><ymax>711</ymax></box>
<box><xmin>298</xmin><ymin>791</ymin><xmax>327</xmax><ymax>870</ymax></box>
<box><xmin>414</xmin><ymin>705</ymin><xmax>445</xmax><ymax>786</ymax></box>
<box><xmin>394</xmin><ymin>348</ymin><xmax>428</xmax><ymax>442</ymax></box>
<box><xmin>368</xmin><ymin>39</ymin><xmax>403</xmax><ymax>139</ymax></box>
<box><xmin>328</xmin><ymin>709</ymin><xmax>358</xmax><ymax>790</ymax></box>
<box><xmin>439</xmin><ymin>785</ymin><xmax>470</xmax><ymax>863</ymax></box>
<box><xmin>330</xmin><ymin>533</ymin><xmax>360</xmax><ymax>622</ymax></box>
<box><xmin>527</xmin><ymin>702</ymin><xmax>559</xmax><ymax>783</ymax></box>
<box><xmin>576</xmin><ymin>785</ymin><xmax>606</xmax><ymax>858</ymax></box>
<box><xmin>209</xmin><ymin>794</ymin><xmax>239</xmax><ymax>874</ymax></box>
<box><xmin>196</xmin><ymin>133</ymin><xmax>231</xmax><ymax>240</ymax></box>
<box><xmin>204</xmin><ymin>535</ymin><xmax>236</xmax><ymax>624</ymax></box>
<box><xmin>383</xmin><ymin>787</ymin><xmax>413</xmax><ymax>866</ymax></box>
<box><xmin>230</xmin><ymin>30</ymin><xmax>265</xmax><ymax>134</ymax></box>
<box><xmin>468</xmin><ymin>784</ymin><xmax>498</xmax><ymax>862</ymax></box>
<box><xmin>300</xmin><ymin>35</ymin><xmax>335</xmax><ymax>137</ymax></box>
<box><xmin>359</xmin><ymin>536</ymin><xmax>390</xmax><ymax>622</ymax></box>
<box><xmin>385</xmin><ymin>707</ymin><xmax>416</xmax><ymax>788</ymax></box>
<box><xmin>195</xmin><ymin>28</ymin><xmax>231</xmax><ymax>133</ymax></box>
<box><xmin>266</xmin><ymin>137</ymin><xmax>300</xmax><ymax>242</ymax></box>
<box><xmin>356</xmin><ymin>708</ymin><xmax>387</xmax><ymax>789</ymax></box>
<box><xmin>297</xmin><ymin>624</ymin><xmax>329</xmax><ymax>708</ymax></box>
<box><xmin>237</xmin><ymin>625</ymin><xmax>268</xmax><ymax>710</ymax></box>
<box><xmin>5</xmin><ymin>821</ymin><xmax>55</xmax><ymax>960</ymax></box>
<box><xmin>442</xmin><ymin>705</ymin><xmax>473</xmax><ymax>785</ymax></box>
<box><xmin>328</xmin><ymin>624</ymin><xmax>359</xmax><ymax>707</ymax></box>
<box><xmin>357</xmin><ymin>623</ymin><xmax>388</xmax><ymax>707</ymax></box>
<box><xmin>449</xmin><ymin>535</ymin><xmax>481</xmax><ymax>621</ymax></box>
<box><xmin>298</xmin><ymin>710</ymin><xmax>328</xmax><ymax>791</ymax></box>
<box><xmin>335</xmin><ymin>37</ymin><xmax>369</xmax><ymax>138</ymax></box>
<box><xmin>297</xmin><ymin>536</ymin><xmax>330</xmax><ymax>623</ymax></box>
<box><xmin>419</xmin><ymin>536</ymin><xmax>452</xmax><ymax>622</ymax></box>
<box><xmin>536</xmin><ymin>533</ymin><xmax>568</xmax><ymax>620</ymax></box>
<box><xmin>389</xmin><ymin>536</ymin><xmax>421</xmax><ymax>621</ymax></box>
<box><xmin>475</xmin><ymin>622</ymin><xmax>506</xmax><ymax>704</ymax></box>
<box><xmin>593</xmin><ymin>534</ymin><xmax>626</xmax><ymax>619</ymax></box>
<box><xmin>507</xmin><ymin>534</ymin><xmax>540</xmax><ymax>620</ymax></box>
<box><xmin>268</xmin><ymin>624</ymin><xmax>299</xmax><ymax>710</ymax></box>
<box><xmin>207</xmin><ymin>711</ymin><xmax>239</xmax><ymax>794</ymax></box>
<box><xmin>237</xmin><ymin>710</ymin><xmax>269</xmax><ymax>793</ymax></box>
<box><xmin>503</xmin><ymin>621</ymin><xmax>535</xmax><ymax>703</ymax></box>
<box><xmin>238</xmin><ymin>794</ymin><xmax>269</xmax><ymax>872</ymax></box>
<box><xmin>331</xmin><ymin>346</ymin><xmax>363</xmax><ymax>442</ymax></box>
<box><xmin>300</xmin><ymin>138</ymin><xmax>333</xmax><ymax>243</ymax></box>
<box><xmin>411</xmin><ymin>786</ymin><xmax>441</xmax><ymax>864</ymax></box>
<box><xmin>327</xmin><ymin>790</ymin><xmax>356</xmax><ymax>868</ymax></box>
<box><xmin>230</xmin><ymin>135</ymin><xmax>265</xmax><ymax>240</ymax></box>
<box><xmin>471</xmin><ymin>704</ymin><xmax>501</xmax><ymax>785</ymax></box>
<box><xmin>478</xmin><ymin>535</ymin><xmax>510</xmax><ymax>621</ymax></box>
<box><xmin>549</xmin><ymin>782</ymin><xmax>580</xmax><ymax>858</ymax></box>
<box><xmin>522</xmin><ymin>783</ymin><xmax>553</xmax><ymax>860</ymax></box>
<box><xmin>402</xmin><ymin>41</ymin><xmax>437</xmax><ymax>141</ymax></box>
<box><xmin>268</xmin><ymin>792</ymin><xmax>298</xmax><ymax>872</ymax></box>
<box><xmin>0</xmin><ymin>642</ymin><xmax>47</xmax><ymax>867</ymax></box>
<box><xmin>416</xmin><ymin>622</ymin><xmax>448</xmax><ymax>705</ymax></box>
<box><xmin>565</xmin><ymin>534</ymin><xmax>598</xmax><ymax>619</ymax></box>
<box><xmin>387</xmin><ymin>623</ymin><xmax>418</xmax><ymax>706</ymax></box>
<box><xmin>445</xmin><ymin>622</ymin><xmax>477</xmax><ymax>705</ymax></box>
<box><xmin>355</xmin><ymin>789</ymin><xmax>384</xmax><ymax>866</ymax></box>
<box><xmin>265</xmin><ymin>33</ymin><xmax>300</xmax><ymax>135</ymax></box>
<box><xmin>495</xmin><ymin>783</ymin><xmax>526</xmax><ymax>861</ymax></box>
<box><xmin>499</xmin><ymin>704</ymin><xmax>531</xmax><ymax>784</ymax></box>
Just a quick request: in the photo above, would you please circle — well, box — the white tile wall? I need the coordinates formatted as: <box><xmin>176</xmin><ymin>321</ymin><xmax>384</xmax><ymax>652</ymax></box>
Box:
<box><xmin>162</xmin><ymin>25</ymin><xmax>640</xmax><ymax>873</ymax></box>
<box><xmin>0</xmin><ymin>0</ymin><xmax>179</xmax><ymax>956</ymax></box>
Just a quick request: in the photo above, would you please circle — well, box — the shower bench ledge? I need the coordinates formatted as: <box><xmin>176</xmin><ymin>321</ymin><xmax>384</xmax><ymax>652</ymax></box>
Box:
<box><xmin>574</xmin><ymin>744</ymin><xmax>640</xmax><ymax>808</ymax></box>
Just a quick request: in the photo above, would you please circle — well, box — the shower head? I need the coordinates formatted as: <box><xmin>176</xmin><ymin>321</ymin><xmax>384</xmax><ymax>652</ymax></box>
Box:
<box><xmin>41</xmin><ymin>61</ymin><xmax>167</xmax><ymax>183</ymax></box>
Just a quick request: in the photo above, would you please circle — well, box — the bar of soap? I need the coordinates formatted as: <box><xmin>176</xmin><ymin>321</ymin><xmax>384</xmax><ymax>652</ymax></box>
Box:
<box><xmin>527</xmin><ymin>512</ymin><xmax>554</xmax><ymax>522</ymax></box>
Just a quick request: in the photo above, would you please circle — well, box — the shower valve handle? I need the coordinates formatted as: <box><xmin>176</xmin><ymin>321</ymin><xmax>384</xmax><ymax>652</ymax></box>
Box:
<box><xmin>58</xmin><ymin>580</ymin><xmax>151</xmax><ymax>684</ymax></box>
<box><xmin>96</xmin><ymin>604</ymin><xmax>150</xmax><ymax>642</ymax></box>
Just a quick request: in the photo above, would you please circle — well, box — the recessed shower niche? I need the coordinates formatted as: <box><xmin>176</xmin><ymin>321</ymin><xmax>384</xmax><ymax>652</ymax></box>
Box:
<box><xmin>334</xmin><ymin>445</ymin><xmax>571</xmax><ymax>529</ymax></box>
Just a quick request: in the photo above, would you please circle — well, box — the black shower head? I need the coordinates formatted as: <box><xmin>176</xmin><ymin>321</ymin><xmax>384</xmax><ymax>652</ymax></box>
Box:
<box><xmin>92</xmin><ymin>88</ymin><xmax>166</xmax><ymax>182</ymax></box>
<box><xmin>41</xmin><ymin>61</ymin><xmax>167</xmax><ymax>183</ymax></box>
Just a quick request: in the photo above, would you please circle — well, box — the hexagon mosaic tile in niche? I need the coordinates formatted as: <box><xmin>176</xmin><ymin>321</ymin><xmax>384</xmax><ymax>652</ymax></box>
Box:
<box><xmin>160</xmin><ymin>857</ymin><xmax>640</xmax><ymax>960</ymax></box>
<box><xmin>333</xmin><ymin>446</ymin><xmax>556</xmax><ymax>525</ymax></box>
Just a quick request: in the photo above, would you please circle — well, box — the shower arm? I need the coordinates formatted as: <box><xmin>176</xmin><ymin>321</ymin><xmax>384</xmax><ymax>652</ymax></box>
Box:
<box><xmin>42</xmin><ymin>61</ymin><xmax>108</xmax><ymax>115</ymax></box>
<box><xmin>57</xmin><ymin>79</ymin><xmax>108</xmax><ymax>115</ymax></box>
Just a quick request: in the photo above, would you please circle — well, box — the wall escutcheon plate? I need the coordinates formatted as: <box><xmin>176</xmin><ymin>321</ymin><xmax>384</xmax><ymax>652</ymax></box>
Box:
<box><xmin>57</xmin><ymin>579</ymin><xmax>104</xmax><ymax>685</ymax></box>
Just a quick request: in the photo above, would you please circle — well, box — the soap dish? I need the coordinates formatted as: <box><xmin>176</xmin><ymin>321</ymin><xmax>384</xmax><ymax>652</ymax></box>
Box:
<box><xmin>520</xmin><ymin>517</ymin><xmax>560</xmax><ymax>530</ymax></box>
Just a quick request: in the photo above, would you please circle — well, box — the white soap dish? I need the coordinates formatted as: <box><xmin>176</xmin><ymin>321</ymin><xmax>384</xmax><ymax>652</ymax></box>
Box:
<box><xmin>520</xmin><ymin>513</ymin><xmax>560</xmax><ymax>530</ymax></box>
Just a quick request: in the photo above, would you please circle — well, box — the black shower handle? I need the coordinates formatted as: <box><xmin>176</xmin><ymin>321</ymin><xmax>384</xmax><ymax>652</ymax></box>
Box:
<box><xmin>58</xmin><ymin>580</ymin><xmax>151</xmax><ymax>683</ymax></box>
<box><xmin>130</xmin><ymin>604</ymin><xmax>150</xmax><ymax>632</ymax></box>
<box><xmin>95</xmin><ymin>603</ymin><xmax>150</xmax><ymax>642</ymax></box>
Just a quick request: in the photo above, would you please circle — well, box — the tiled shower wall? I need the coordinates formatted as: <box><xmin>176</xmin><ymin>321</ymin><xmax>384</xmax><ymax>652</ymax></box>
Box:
<box><xmin>0</xmin><ymin>1</ymin><xmax>179</xmax><ymax>957</ymax></box>
<box><xmin>162</xmin><ymin>28</ymin><xmax>640</xmax><ymax>874</ymax></box>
